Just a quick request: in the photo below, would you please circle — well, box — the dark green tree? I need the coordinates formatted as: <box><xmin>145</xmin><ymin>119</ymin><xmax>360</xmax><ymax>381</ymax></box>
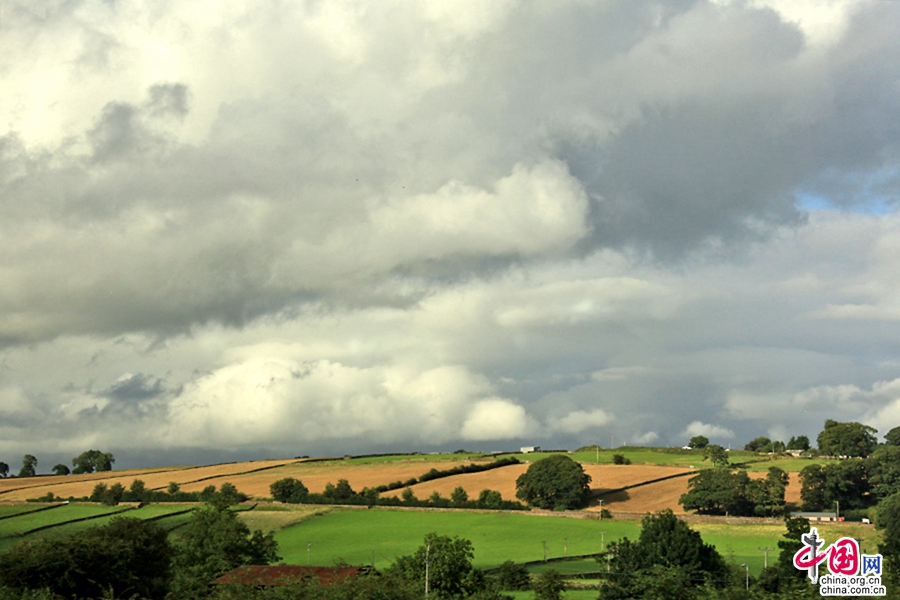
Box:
<box><xmin>753</xmin><ymin>467</ymin><xmax>789</xmax><ymax>516</ymax></box>
<box><xmin>270</xmin><ymin>477</ymin><xmax>309</xmax><ymax>503</ymax></box>
<box><xmin>0</xmin><ymin>517</ymin><xmax>172</xmax><ymax>599</ymax></box>
<box><xmin>477</xmin><ymin>489</ymin><xmax>503</xmax><ymax>509</ymax></box>
<box><xmin>494</xmin><ymin>560</ymin><xmax>530</xmax><ymax>591</ymax></box>
<box><xmin>867</xmin><ymin>445</ymin><xmax>900</xmax><ymax>500</ymax></box>
<box><xmin>18</xmin><ymin>455</ymin><xmax>37</xmax><ymax>478</ymax></box>
<box><xmin>71</xmin><ymin>450</ymin><xmax>115</xmax><ymax>474</ymax></box>
<box><xmin>323</xmin><ymin>479</ymin><xmax>355</xmax><ymax>502</ymax></box>
<box><xmin>679</xmin><ymin>469</ymin><xmax>754</xmax><ymax>516</ymax></box>
<box><xmin>817</xmin><ymin>419</ymin><xmax>877</xmax><ymax>457</ymax></box>
<box><xmin>451</xmin><ymin>486</ymin><xmax>469</xmax><ymax>506</ymax></box>
<box><xmin>600</xmin><ymin>510</ymin><xmax>728</xmax><ymax>599</ymax></box>
<box><xmin>170</xmin><ymin>504</ymin><xmax>279</xmax><ymax>599</ymax></box>
<box><xmin>128</xmin><ymin>479</ymin><xmax>148</xmax><ymax>502</ymax></box>
<box><xmin>388</xmin><ymin>533</ymin><xmax>478</xmax><ymax>599</ymax></box>
<box><xmin>90</xmin><ymin>482</ymin><xmax>108</xmax><ymax>503</ymax></box>
<box><xmin>787</xmin><ymin>435</ymin><xmax>811</xmax><ymax>451</ymax></box>
<box><xmin>532</xmin><ymin>569</ymin><xmax>565</xmax><ymax>600</ymax></box>
<box><xmin>514</xmin><ymin>455</ymin><xmax>592</xmax><ymax>510</ymax></box>
<box><xmin>744</xmin><ymin>436</ymin><xmax>772</xmax><ymax>452</ymax></box>
<box><xmin>103</xmin><ymin>482</ymin><xmax>125</xmax><ymax>506</ymax></box>
<box><xmin>51</xmin><ymin>464</ymin><xmax>69</xmax><ymax>476</ymax></box>
<box><xmin>168</xmin><ymin>481</ymin><xmax>181</xmax><ymax>495</ymax></box>
<box><xmin>877</xmin><ymin>492</ymin><xmax>900</xmax><ymax>582</ymax></box>
<box><xmin>702</xmin><ymin>445</ymin><xmax>729</xmax><ymax>468</ymax></box>
<box><xmin>799</xmin><ymin>460</ymin><xmax>869</xmax><ymax>511</ymax></box>
<box><xmin>0</xmin><ymin>462</ymin><xmax>7</xmax><ymax>478</ymax></box>
<box><xmin>886</xmin><ymin>426</ymin><xmax>900</xmax><ymax>447</ymax></box>
<box><xmin>210</xmin><ymin>482</ymin><xmax>247</xmax><ymax>510</ymax></box>
<box><xmin>688</xmin><ymin>436</ymin><xmax>709</xmax><ymax>449</ymax></box>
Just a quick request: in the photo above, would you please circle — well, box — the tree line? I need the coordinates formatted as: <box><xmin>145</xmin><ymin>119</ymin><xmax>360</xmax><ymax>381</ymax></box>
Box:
<box><xmin>678</xmin><ymin>419</ymin><xmax>900</xmax><ymax>520</ymax></box>
<box><xmin>0</xmin><ymin>450</ymin><xmax>115</xmax><ymax>479</ymax></box>
<box><xmin>269</xmin><ymin>477</ymin><xmax>526</xmax><ymax>511</ymax></box>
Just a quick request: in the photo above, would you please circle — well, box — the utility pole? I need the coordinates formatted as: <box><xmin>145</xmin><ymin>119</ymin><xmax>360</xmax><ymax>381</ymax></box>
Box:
<box><xmin>758</xmin><ymin>547</ymin><xmax>771</xmax><ymax>569</ymax></box>
<box><xmin>564</xmin><ymin>537</ymin><xmax>568</xmax><ymax>557</ymax></box>
<box><xmin>307</xmin><ymin>542</ymin><xmax>311</xmax><ymax>565</ymax></box>
<box><xmin>599</xmin><ymin>531</ymin><xmax>606</xmax><ymax>553</ymax></box>
<box><xmin>425</xmin><ymin>542</ymin><xmax>431</xmax><ymax>598</ymax></box>
<box><xmin>741</xmin><ymin>564</ymin><xmax>749</xmax><ymax>590</ymax></box>
<box><xmin>598</xmin><ymin>499</ymin><xmax>603</xmax><ymax>520</ymax></box>
<box><xmin>541</xmin><ymin>540</ymin><xmax>547</xmax><ymax>562</ymax></box>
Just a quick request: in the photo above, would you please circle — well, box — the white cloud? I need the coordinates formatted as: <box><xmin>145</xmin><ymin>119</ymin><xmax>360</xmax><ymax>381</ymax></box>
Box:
<box><xmin>164</xmin><ymin>358</ymin><xmax>510</xmax><ymax>448</ymax></box>
<box><xmin>633</xmin><ymin>431</ymin><xmax>660</xmax><ymax>445</ymax></box>
<box><xmin>460</xmin><ymin>398</ymin><xmax>535</xmax><ymax>441</ymax></box>
<box><xmin>550</xmin><ymin>409</ymin><xmax>614</xmax><ymax>434</ymax></box>
<box><xmin>682</xmin><ymin>421</ymin><xmax>735</xmax><ymax>440</ymax></box>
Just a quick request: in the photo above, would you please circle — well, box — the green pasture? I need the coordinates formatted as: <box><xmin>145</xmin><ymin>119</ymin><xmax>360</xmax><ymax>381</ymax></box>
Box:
<box><xmin>272</xmin><ymin>505</ymin><xmax>856</xmax><ymax>579</ymax></box>
<box><xmin>339</xmin><ymin>447</ymin><xmax>835</xmax><ymax>472</ymax></box>
<box><xmin>326</xmin><ymin>453</ymin><xmax>486</xmax><ymax>466</ymax></box>
<box><xmin>237</xmin><ymin>503</ymin><xmax>326</xmax><ymax>534</ymax></box>
<box><xmin>692</xmin><ymin>521</ymin><xmax>877</xmax><ymax>576</ymax></box>
<box><xmin>528</xmin><ymin>559</ymin><xmax>605</xmax><ymax>576</ymax></box>
<box><xmin>738</xmin><ymin>456</ymin><xmax>839</xmax><ymax>472</ymax></box>
<box><xmin>513</xmin><ymin>448</ymin><xmax>761</xmax><ymax>468</ymax></box>
<box><xmin>274</xmin><ymin>509</ymin><xmax>639</xmax><ymax>570</ymax></box>
<box><xmin>0</xmin><ymin>505</ymin><xmax>62</xmax><ymax>519</ymax></box>
<box><xmin>0</xmin><ymin>503</ymin><xmax>124</xmax><ymax>539</ymax></box>
<box><xmin>33</xmin><ymin>503</ymin><xmax>197</xmax><ymax>538</ymax></box>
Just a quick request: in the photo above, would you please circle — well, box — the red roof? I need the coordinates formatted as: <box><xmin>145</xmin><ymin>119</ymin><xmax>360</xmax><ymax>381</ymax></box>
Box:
<box><xmin>212</xmin><ymin>565</ymin><xmax>366</xmax><ymax>587</ymax></box>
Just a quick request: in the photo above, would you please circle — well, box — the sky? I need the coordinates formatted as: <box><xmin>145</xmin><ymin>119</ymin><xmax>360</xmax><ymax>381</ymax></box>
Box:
<box><xmin>2</xmin><ymin>0</ymin><xmax>900</xmax><ymax>471</ymax></box>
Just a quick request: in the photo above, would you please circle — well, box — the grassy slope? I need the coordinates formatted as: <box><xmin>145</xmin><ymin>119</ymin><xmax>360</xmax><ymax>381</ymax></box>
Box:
<box><xmin>274</xmin><ymin>508</ymin><xmax>640</xmax><ymax>570</ymax></box>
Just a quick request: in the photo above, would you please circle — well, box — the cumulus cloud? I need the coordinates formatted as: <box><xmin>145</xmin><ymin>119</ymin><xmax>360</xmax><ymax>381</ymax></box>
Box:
<box><xmin>460</xmin><ymin>399</ymin><xmax>535</xmax><ymax>441</ymax></box>
<box><xmin>683</xmin><ymin>421</ymin><xmax>735</xmax><ymax>441</ymax></box>
<box><xmin>633</xmin><ymin>431</ymin><xmax>660</xmax><ymax>445</ymax></box>
<box><xmin>550</xmin><ymin>409</ymin><xmax>614</xmax><ymax>434</ymax></box>
<box><xmin>2</xmin><ymin>0</ymin><xmax>900</xmax><ymax>466</ymax></box>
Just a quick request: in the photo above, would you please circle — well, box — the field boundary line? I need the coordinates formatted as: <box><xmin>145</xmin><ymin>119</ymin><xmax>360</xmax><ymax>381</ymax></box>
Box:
<box><xmin>0</xmin><ymin>503</ymin><xmax>66</xmax><ymax>521</ymax></box>
<box><xmin>142</xmin><ymin>507</ymin><xmax>197</xmax><ymax>522</ymax></box>
<box><xmin>594</xmin><ymin>469</ymin><xmax>697</xmax><ymax>498</ymax></box>
<box><xmin>148</xmin><ymin>462</ymin><xmax>305</xmax><ymax>491</ymax></box>
<box><xmin>3</xmin><ymin>506</ymin><xmax>138</xmax><ymax>538</ymax></box>
<box><xmin>0</xmin><ymin>467</ymin><xmax>198</xmax><ymax>497</ymax></box>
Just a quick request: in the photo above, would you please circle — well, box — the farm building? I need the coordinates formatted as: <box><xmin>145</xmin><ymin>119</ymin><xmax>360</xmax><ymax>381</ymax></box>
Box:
<box><xmin>520</xmin><ymin>446</ymin><xmax>540</xmax><ymax>453</ymax></box>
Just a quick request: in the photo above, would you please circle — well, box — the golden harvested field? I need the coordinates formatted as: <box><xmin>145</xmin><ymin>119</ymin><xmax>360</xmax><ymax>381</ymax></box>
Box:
<box><xmin>593</xmin><ymin>475</ymin><xmax>693</xmax><ymax>514</ymax></box>
<box><xmin>380</xmin><ymin>464</ymin><xmax>530</xmax><ymax>501</ymax></box>
<box><xmin>0</xmin><ymin>459</ymin><xmax>297</xmax><ymax>502</ymax></box>
<box><xmin>591</xmin><ymin>469</ymin><xmax>804</xmax><ymax>515</ymax></box>
<box><xmin>379</xmin><ymin>464</ymin><xmax>697</xmax><ymax>504</ymax></box>
<box><xmin>0</xmin><ymin>455</ymin><xmax>804</xmax><ymax>515</ymax></box>
<box><xmin>237</xmin><ymin>504</ymin><xmax>330</xmax><ymax>534</ymax></box>
<box><xmin>178</xmin><ymin>459</ymin><xmax>487</xmax><ymax>497</ymax></box>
